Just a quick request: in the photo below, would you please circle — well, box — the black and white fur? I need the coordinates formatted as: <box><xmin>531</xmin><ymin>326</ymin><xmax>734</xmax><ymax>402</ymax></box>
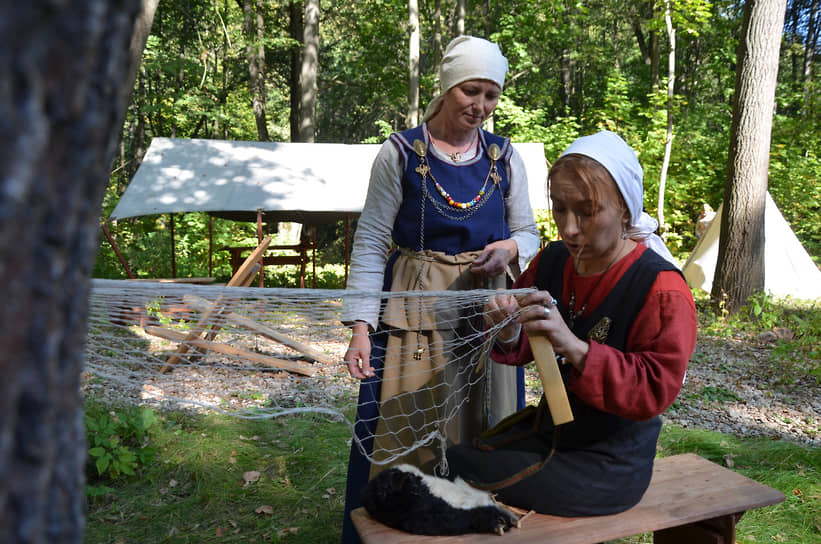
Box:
<box><xmin>361</xmin><ymin>464</ymin><xmax>520</xmax><ymax>536</ymax></box>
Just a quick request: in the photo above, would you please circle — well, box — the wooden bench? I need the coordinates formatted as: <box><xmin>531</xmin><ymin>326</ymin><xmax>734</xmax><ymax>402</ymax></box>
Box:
<box><xmin>351</xmin><ymin>453</ymin><xmax>785</xmax><ymax>544</ymax></box>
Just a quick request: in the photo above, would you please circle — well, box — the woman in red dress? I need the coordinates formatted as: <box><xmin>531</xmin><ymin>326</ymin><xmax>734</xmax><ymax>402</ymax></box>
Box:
<box><xmin>445</xmin><ymin>130</ymin><xmax>697</xmax><ymax>516</ymax></box>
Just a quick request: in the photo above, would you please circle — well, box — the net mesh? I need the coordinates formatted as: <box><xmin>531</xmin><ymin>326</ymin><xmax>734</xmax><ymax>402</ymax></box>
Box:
<box><xmin>85</xmin><ymin>279</ymin><xmax>535</xmax><ymax>466</ymax></box>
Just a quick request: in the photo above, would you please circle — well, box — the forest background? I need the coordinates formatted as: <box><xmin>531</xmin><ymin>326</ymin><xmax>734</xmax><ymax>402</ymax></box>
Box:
<box><xmin>95</xmin><ymin>0</ymin><xmax>821</xmax><ymax>287</ymax></box>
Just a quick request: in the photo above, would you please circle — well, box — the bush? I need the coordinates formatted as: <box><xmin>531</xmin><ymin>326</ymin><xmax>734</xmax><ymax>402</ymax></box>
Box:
<box><xmin>85</xmin><ymin>402</ymin><xmax>158</xmax><ymax>485</ymax></box>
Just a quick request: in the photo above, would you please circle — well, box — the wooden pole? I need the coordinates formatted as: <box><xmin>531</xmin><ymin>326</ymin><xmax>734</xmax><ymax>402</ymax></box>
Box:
<box><xmin>170</xmin><ymin>213</ymin><xmax>176</xmax><ymax>278</ymax></box>
<box><xmin>344</xmin><ymin>213</ymin><xmax>350</xmax><ymax>287</ymax></box>
<box><xmin>208</xmin><ymin>215</ymin><xmax>213</xmax><ymax>277</ymax></box>
<box><xmin>529</xmin><ymin>335</ymin><xmax>574</xmax><ymax>425</ymax></box>
<box><xmin>100</xmin><ymin>222</ymin><xmax>135</xmax><ymax>279</ymax></box>
<box><xmin>257</xmin><ymin>210</ymin><xmax>264</xmax><ymax>287</ymax></box>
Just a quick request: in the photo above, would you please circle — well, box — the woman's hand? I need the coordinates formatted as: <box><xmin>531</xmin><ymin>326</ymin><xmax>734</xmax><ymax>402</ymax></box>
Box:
<box><xmin>517</xmin><ymin>291</ymin><xmax>590</xmax><ymax>371</ymax></box>
<box><xmin>470</xmin><ymin>239</ymin><xmax>517</xmax><ymax>278</ymax></box>
<box><xmin>485</xmin><ymin>293</ymin><xmax>521</xmax><ymax>346</ymax></box>
<box><xmin>344</xmin><ymin>321</ymin><xmax>375</xmax><ymax>380</ymax></box>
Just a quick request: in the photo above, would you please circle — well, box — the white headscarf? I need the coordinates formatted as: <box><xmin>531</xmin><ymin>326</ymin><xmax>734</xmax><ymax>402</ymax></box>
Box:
<box><xmin>422</xmin><ymin>35</ymin><xmax>509</xmax><ymax>122</ymax></box>
<box><xmin>559</xmin><ymin>130</ymin><xmax>679</xmax><ymax>267</ymax></box>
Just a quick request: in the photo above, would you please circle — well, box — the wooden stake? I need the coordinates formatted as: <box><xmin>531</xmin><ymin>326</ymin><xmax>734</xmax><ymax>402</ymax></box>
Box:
<box><xmin>146</xmin><ymin>325</ymin><xmax>316</xmax><ymax>376</ymax></box>
<box><xmin>183</xmin><ymin>294</ymin><xmax>336</xmax><ymax>366</ymax></box>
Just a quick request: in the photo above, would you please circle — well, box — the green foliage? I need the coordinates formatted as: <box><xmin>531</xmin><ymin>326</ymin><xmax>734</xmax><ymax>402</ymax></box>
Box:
<box><xmin>99</xmin><ymin>0</ymin><xmax>821</xmax><ymax>277</ymax></box>
<box><xmin>85</xmin><ymin>402</ymin><xmax>158</xmax><ymax>485</ymax></box>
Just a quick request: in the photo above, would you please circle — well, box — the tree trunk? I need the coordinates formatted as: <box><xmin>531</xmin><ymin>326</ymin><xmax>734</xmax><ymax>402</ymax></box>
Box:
<box><xmin>711</xmin><ymin>0</ymin><xmax>787</xmax><ymax>313</ymax></box>
<box><xmin>657</xmin><ymin>0</ymin><xmax>676</xmax><ymax>235</ymax></box>
<box><xmin>407</xmin><ymin>0</ymin><xmax>421</xmax><ymax>128</ymax></box>
<box><xmin>0</xmin><ymin>2</ymin><xmax>141</xmax><ymax>542</ymax></box>
<box><xmin>802</xmin><ymin>0</ymin><xmax>818</xmax><ymax>118</ymax></box>
<box><xmin>289</xmin><ymin>0</ymin><xmax>302</xmax><ymax>142</ymax></box>
<box><xmin>299</xmin><ymin>0</ymin><xmax>319</xmax><ymax>142</ymax></box>
<box><xmin>432</xmin><ymin>0</ymin><xmax>443</xmax><ymax>97</ymax></box>
<box><xmin>243</xmin><ymin>0</ymin><xmax>270</xmax><ymax>141</ymax></box>
<box><xmin>456</xmin><ymin>0</ymin><xmax>466</xmax><ymax>36</ymax></box>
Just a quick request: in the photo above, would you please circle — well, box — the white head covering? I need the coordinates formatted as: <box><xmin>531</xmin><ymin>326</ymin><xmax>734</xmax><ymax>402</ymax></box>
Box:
<box><xmin>559</xmin><ymin>130</ymin><xmax>679</xmax><ymax>267</ymax></box>
<box><xmin>422</xmin><ymin>35</ymin><xmax>509</xmax><ymax>122</ymax></box>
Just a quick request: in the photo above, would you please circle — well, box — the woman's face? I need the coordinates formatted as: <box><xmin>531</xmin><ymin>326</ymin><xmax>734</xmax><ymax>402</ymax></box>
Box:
<box><xmin>439</xmin><ymin>80</ymin><xmax>501</xmax><ymax>131</ymax></box>
<box><xmin>549</xmin><ymin>166</ymin><xmax>629</xmax><ymax>271</ymax></box>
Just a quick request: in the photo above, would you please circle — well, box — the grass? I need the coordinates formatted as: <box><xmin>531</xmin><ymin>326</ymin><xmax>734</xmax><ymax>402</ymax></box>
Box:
<box><xmin>84</xmin><ymin>404</ymin><xmax>820</xmax><ymax>544</ymax></box>
<box><xmin>85</xmin><ymin>292</ymin><xmax>821</xmax><ymax>543</ymax></box>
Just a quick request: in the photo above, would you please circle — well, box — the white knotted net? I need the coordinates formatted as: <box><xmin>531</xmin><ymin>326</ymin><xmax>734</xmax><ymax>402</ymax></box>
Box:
<box><xmin>85</xmin><ymin>279</ymin><xmax>535</xmax><ymax>466</ymax></box>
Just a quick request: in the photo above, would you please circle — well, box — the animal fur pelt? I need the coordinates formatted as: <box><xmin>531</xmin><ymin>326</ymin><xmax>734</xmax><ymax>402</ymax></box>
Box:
<box><xmin>361</xmin><ymin>464</ymin><xmax>520</xmax><ymax>536</ymax></box>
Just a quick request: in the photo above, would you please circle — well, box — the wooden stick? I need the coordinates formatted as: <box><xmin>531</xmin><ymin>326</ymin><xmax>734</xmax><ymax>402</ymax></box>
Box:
<box><xmin>145</xmin><ymin>325</ymin><xmax>316</xmax><ymax>376</ymax></box>
<box><xmin>161</xmin><ymin>237</ymin><xmax>272</xmax><ymax>372</ymax></box>
<box><xmin>183</xmin><ymin>295</ymin><xmax>336</xmax><ymax>366</ymax></box>
<box><xmin>529</xmin><ymin>335</ymin><xmax>574</xmax><ymax>425</ymax></box>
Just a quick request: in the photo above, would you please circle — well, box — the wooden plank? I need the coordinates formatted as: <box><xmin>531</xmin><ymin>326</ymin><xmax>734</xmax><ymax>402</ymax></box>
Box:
<box><xmin>529</xmin><ymin>335</ymin><xmax>573</xmax><ymax>425</ymax></box>
<box><xmin>183</xmin><ymin>294</ymin><xmax>337</xmax><ymax>366</ymax></box>
<box><xmin>351</xmin><ymin>454</ymin><xmax>785</xmax><ymax>544</ymax></box>
<box><xmin>227</xmin><ymin>236</ymin><xmax>271</xmax><ymax>287</ymax></box>
<box><xmin>145</xmin><ymin>325</ymin><xmax>316</xmax><ymax>376</ymax></box>
<box><xmin>160</xmin><ymin>237</ymin><xmax>271</xmax><ymax>372</ymax></box>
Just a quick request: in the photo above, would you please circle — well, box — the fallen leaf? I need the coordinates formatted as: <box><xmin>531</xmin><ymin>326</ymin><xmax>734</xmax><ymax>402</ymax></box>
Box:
<box><xmin>278</xmin><ymin>527</ymin><xmax>300</xmax><ymax>537</ymax></box>
<box><xmin>792</xmin><ymin>488</ymin><xmax>803</xmax><ymax>496</ymax></box>
<box><xmin>169</xmin><ymin>479</ymin><xmax>178</xmax><ymax>488</ymax></box>
<box><xmin>255</xmin><ymin>505</ymin><xmax>274</xmax><ymax>515</ymax></box>
<box><xmin>243</xmin><ymin>471</ymin><xmax>261</xmax><ymax>486</ymax></box>
<box><xmin>216</xmin><ymin>526</ymin><xmax>225</xmax><ymax>536</ymax></box>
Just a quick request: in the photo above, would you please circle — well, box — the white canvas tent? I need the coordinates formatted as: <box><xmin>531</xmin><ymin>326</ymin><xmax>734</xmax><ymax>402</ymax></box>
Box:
<box><xmin>107</xmin><ymin>137</ymin><xmax>550</xmax><ymax>281</ymax></box>
<box><xmin>110</xmin><ymin>137</ymin><xmax>551</xmax><ymax>224</ymax></box>
<box><xmin>683</xmin><ymin>192</ymin><xmax>821</xmax><ymax>300</ymax></box>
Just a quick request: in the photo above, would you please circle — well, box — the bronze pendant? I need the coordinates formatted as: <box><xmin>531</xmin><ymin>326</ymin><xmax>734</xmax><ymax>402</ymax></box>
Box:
<box><xmin>587</xmin><ymin>317</ymin><xmax>612</xmax><ymax>344</ymax></box>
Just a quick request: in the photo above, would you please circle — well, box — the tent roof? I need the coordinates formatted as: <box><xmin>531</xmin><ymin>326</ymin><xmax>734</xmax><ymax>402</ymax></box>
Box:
<box><xmin>110</xmin><ymin>137</ymin><xmax>550</xmax><ymax>224</ymax></box>
<box><xmin>683</xmin><ymin>192</ymin><xmax>821</xmax><ymax>300</ymax></box>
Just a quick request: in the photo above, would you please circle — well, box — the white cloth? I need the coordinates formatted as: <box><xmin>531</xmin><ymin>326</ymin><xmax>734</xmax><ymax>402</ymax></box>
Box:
<box><xmin>342</xmin><ymin>125</ymin><xmax>540</xmax><ymax>328</ymax></box>
<box><xmin>559</xmin><ymin>130</ymin><xmax>678</xmax><ymax>267</ymax></box>
<box><xmin>423</xmin><ymin>35</ymin><xmax>509</xmax><ymax>122</ymax></box>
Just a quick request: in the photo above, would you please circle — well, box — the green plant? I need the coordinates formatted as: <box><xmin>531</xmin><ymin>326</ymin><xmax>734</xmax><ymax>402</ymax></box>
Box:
<box><xmin>85</xmin><ymin>402</ymin><xmax>158</xmax><ymax>483</ymax></box>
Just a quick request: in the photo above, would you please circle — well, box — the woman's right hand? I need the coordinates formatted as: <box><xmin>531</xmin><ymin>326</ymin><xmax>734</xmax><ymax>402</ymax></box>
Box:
<box><xmin>344</xmin><ymin>321</ymin><xmax>375</xmax><ymax>380</ymax></box>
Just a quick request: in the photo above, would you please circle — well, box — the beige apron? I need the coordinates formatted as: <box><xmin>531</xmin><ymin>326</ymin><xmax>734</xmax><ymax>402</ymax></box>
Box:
<box><xmin>369</xmin><ymin>249</ymin><xmax>520</xmax><ymax>477</ymax></box>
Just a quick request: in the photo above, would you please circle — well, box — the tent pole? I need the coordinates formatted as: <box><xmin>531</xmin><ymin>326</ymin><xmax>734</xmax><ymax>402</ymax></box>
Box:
<box><xmin>208</xmin><ymin>215</ymin><xmax>213</xmax><ymax>277</ymax></box>
<box><xmin>344</xmin><ymin>213</ymin><xmax>350</xmax><ymax>287</ymax></box>
<box><xmin>257</xmin><ymin>210</ymin><xmax>264</xmax><ymax>287</ymax></box>
<box><xmin>101</xmin><ymin>221</ymin><xmax>135</xmax><ymax>279</ymax></box>
<box><xmin>170</xmin><ymin>213</ymin><xmax>176</xmax><ymax>278</ymax></box>
<box><xmin>312</xmin><ymin>226</ymin><xmax>317</xmax><ymax>288</ymax></box>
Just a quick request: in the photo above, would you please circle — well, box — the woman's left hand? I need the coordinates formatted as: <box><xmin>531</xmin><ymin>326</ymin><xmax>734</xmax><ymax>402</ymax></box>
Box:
<box><xmin>517</xmin><ymin>291</ymin><xmax>590</xmax><ymax>371</ymax></box>
<box><xmin>470</xmin><ymin>240</ymin><xmax>517</xmax><ymax>278</ymax></box>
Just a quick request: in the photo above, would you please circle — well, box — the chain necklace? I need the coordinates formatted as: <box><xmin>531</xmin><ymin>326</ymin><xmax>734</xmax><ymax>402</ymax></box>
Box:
<box><xmin>568</xmin><ymin>239</ymin><xmax>626</xmax><ymax>329</ymax></box>
<box><xmin>410</xmin><ymin>138</ymin><xmax>501</xmax><ymax>358</ymax></box>
<box><xmin>413</xmin><ymin>138</ymin><xmax>501</xmax><ymax>215</ymax></box>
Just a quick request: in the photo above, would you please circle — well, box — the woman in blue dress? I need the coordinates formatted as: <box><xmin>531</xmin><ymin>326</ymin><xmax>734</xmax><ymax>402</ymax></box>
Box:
<box><xmin>339</xmin><ymin>35</ymin><xmax>540</xmax><ymax>544</ymax></box>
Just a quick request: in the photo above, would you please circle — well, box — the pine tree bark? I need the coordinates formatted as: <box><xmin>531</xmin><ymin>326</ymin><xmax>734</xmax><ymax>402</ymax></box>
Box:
<box><xmin>711</xmin><ymin>0</ymin><xmax>787</xmax><ymax>313</ymax></box>
<box><xmin>0</xmin><ymin>2</ymin><xmax>141</xmax><ymax>542</ymax></box>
